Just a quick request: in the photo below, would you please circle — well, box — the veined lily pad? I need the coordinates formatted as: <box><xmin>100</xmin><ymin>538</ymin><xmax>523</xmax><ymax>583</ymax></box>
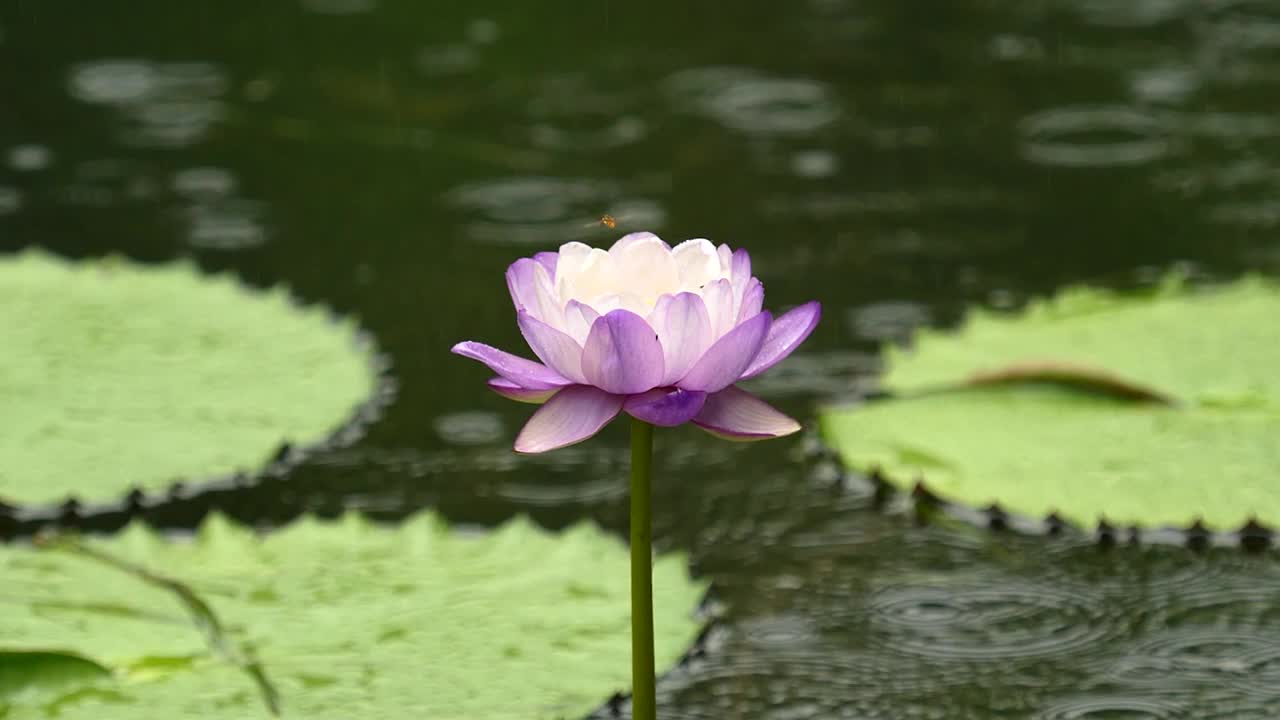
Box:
<box><xmin>0</xmin><ymin>512</ymin><xmax>706</xmax><ymax>719</ymax></box>
<box><xmin>821</xmin><ymin>276</ymin><xmax>1280</xmax><ymax>531</ymax></box>
<box><xmin>0</xmin><ymin>249</ymin><xmax>378</xmax><ymax>507</ymax></box>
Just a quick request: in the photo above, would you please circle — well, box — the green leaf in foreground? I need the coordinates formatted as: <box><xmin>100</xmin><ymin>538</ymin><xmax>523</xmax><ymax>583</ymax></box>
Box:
<box><xmin>821</xmin><ymin>276</ymin><xmax>1280</xmax><ymax>531</ymax></box>
<box><xmin>0</xmin><ymin>249</ymin><xmax>378</xmax><ymax>506</ymax></box>
<box><xmin>0</xmin><ymin>512</ymin><xmax>706</xmax><ymax>720</ymax></box>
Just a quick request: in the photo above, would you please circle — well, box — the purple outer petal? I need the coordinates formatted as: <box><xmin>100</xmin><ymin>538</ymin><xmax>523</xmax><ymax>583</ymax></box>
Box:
<box><xmin>514</xmin><ymin>385</ymin><xmax>624</xmax><ymax>453</ymax></box>
<box><xmin>677</xmin><ymin>311</ymin><xmax>772</xmax><ymax>393</ymax></box>
<box><xmin>517</xmin><ymin>311</ymin><xmax>587</xmax><ymax>383</ymax></box>
<box><xmin>650</xmin><ymin>292</ymin><xmax>712</xmax><ymax>386</ymax></box>
<box><xmin>738</xmin><ymin>278</ymin><xmax>764</xmax><ymax>323</ymax></box>
<box><xmin>623</xmin><ymin>388</ymin><xmax>707</xmax><ymax>427</ymax></box>
<box><xmin>730</xmin><ymin>249</ymin><xmax>752</xmax><ymax>294</ymax></box>
<box><xmin>505</xmin><ymin>258</ymin><xmax>540</xmax><ymax>312</ymax></box>
<box><xmin>451</xmin><ymin>341</ymin><xmax>569</xmax><ymax>390</ymax></box>
<box><xmin>564</xmin><ymin>299</ymin><xmax>600</xmax><ymax>343</ymax></box>
<box><xmin>692</xmin><ymin>385</ymin><xmax>802</xmax><ymax>441</ymax></box>
<box><xmin>740</xmin><ymin>301</ymin><xmax>822</xmax><ymax>379</ymax></box>
<box><xmin>488</xmin><ymin>377</ymin><xmax>559</xmax><ymax>404</ymax></box>
<box><xmin>533</xmin><ymin>251</ymin><xmax>558</xmax><ymax>278</ymax></box>
<box><xmin>581</xmin><ymin>310</ymin><xmax>666</xmax><ymax>395</ymax></box>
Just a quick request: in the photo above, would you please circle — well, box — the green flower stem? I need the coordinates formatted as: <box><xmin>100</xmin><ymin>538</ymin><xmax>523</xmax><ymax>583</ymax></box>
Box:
<box><xmin>629</xmin><ymin>418</ymin><xmax>656</xmax><ymax>720</ymax></box>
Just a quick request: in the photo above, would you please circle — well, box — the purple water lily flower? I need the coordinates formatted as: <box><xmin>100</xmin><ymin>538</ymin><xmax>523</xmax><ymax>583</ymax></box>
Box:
<box><xmin>452</xmin><ymin>232</ymin><xmax>822</xmax><ymax>453</ymax></box>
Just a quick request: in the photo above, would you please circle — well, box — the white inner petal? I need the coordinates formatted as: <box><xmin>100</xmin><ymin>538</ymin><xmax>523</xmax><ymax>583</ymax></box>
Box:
<box><xmin>671</xmin><ymin>239</ymin><xmax>723</xmax><ymax>290</ymax></box>
<box><xmin>610</xmin><ymin>235</ymin><xmax>680</xmax><ymax>301</ymax></box>
<box><xmin>550</xmin><ymin>235</ymin><xmax>742</xmax><ymax>339</ymax></box>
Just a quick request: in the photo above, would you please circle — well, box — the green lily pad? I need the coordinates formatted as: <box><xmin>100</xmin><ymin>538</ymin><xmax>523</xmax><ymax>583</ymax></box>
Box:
<box><xmin>821</xmin><ymin>276</ymin><xmax>1280</xmax><ymax>531</ymax></box>
<box><xmin>0</xmin><ymin>249</ymin><xmax>378</xmax><ymax>507</ymax></box>
<box><xmin>884</xmin><ymin>275</ymin><xmax>1280</xmax><ymax>411</ymax></box>
<box><xmin>0</xmin><ymin>512</ymin><xmax>706</xmax><ymax>719</ymax></box>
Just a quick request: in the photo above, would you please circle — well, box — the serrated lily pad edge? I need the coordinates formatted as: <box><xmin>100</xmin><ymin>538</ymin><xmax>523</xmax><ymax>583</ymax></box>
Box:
<box><xmin>0</xmin><ymin>251</ymin><xmax>397</xmax><ymax>539</ymax></box>
<box><xmin>7</xmin><ymin>510</ymin><xmax>723</xmax><ymax>720</ymax></box>
<box><xmin>822</xmin><ymin>273</ymin><xmax>1280</xmax><ymax>551</ymax></box>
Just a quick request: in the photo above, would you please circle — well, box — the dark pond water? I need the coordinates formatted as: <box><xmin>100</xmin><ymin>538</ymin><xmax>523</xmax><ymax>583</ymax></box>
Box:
<box><xmin>5</xmin><ymin>0</ymin><xmax>1280</xmax><ymax>716</ymax></box>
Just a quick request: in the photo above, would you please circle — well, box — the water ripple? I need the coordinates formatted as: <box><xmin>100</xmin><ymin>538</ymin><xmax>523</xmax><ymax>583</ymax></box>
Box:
<box><xmin>867</xmin><ymin>581</ymin><xmax>1114</xmax><ymax>661</ymax></box>
<box><xmin>60</xmin><ymin>158</ymin><xmax>154</xmax><ymax>207</ymax></box>
<box><xmin>1110</xmin><ymin>629</ymin><xmax>1280</xmax><ymax>697</ymax></box>
<box><xmin>172</xmin><ymin>166</ymin><xmax>237</xmax><ymax>200</ymax></box>
<box><xmin>1020</xmin><ymin>106</ymin><xmax>1172</xmax><ymax>168</ymax></box>
<box><xmin>432</xmin><ymin>411</ymin><xmax>504</xmax><ymax>447</ymax></box>
<box><xmin>185</xmin><ymin>199</ymin><xmax>268</xmax><ymax>250</ymax></box>
<box><xmin>1070</xmin><ymin>0</ymin><xmax>1192</xmax><ymax>28</ymax></box>
<box><xmin>1035</xmin><ymin>694</ymin><xmax>1186</xmax><ymax>719</ymax></box>
<box><xmin>1130</xmin><ymin>65</ymin><xmax>1199</xmax><ymax>105</ymax></box>
<box><xmin>68</xmin><ymin>60</ymin><xmax>227</xmax><ymax>148</ymax></box>
<box><xmin>299</xmin><ymin>0</ymin><xmax>378</xmax><ymax>15</ymax></box>
<box><xmin>664</xmin><ymin>66</ymin><xmax>839</xmax><ymax>135</ymax></box>
<box><xmin>847</xmin><ymin>301</ymin><xmax>932</xmax><ymax>343</ymax></box>
<box><xmin>742</xmin><ymin>350</ymin><xmax>878</xmax><ymax>398</ymax></box>
<box><xmin>446</xmin><ymin>176</ymin><xmax>664</xmax><ymax>245</ymax></box>
<box><xmin>526</xmin><ymin>75</ymin><xmax>648</xmax><ymax>151</ymax></box>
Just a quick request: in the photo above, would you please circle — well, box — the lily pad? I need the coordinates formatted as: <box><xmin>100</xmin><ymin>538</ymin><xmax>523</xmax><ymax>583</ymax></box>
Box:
<box><xmin>821</xmin><ymin>276</ymin><xmax>1280</xmax><ymax>531</ymax></box>
<box><xmin>0</xmin><ymin>512</ymin><xmax>706</xmax><ymax>719</ymax></box>
<box><xmin>883</xmin><ymin>275</ymin><xmax>1280</xmax><ymax>411</ymax></box>
<box><xmin>0</xmin><ymin>249</ymin><xmax>378</xmax><ymax>507</ymax></box>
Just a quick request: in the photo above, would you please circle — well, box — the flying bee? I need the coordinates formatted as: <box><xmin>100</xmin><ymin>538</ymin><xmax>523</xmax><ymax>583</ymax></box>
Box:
<box><xmin>598</xmin><ymin>214</ymin><xmax>617</xmax><ymax>229</ymax></box>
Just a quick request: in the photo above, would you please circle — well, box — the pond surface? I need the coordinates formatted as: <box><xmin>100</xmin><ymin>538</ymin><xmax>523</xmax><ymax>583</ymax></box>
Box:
<box><xmin>5</xmin><ymin>0</ymin><xmax>1280</xmax><ymax>716</ymax></box>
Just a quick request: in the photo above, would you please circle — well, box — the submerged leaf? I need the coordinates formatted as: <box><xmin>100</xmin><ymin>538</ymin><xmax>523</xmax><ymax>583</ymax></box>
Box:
<box><xmin>0</xmin><ymin>512</ymin><xmax>706</xmax><ymax>719</ymax></box>
<box><xmin>0</xmin><ymin>250</ymin><xmax>378</xmax><ymax>506</ymax></box>
<box><xmin>822</xmin><ymin>276</ymin><xmax>1280</xmax><ymax>531</ymax></box>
